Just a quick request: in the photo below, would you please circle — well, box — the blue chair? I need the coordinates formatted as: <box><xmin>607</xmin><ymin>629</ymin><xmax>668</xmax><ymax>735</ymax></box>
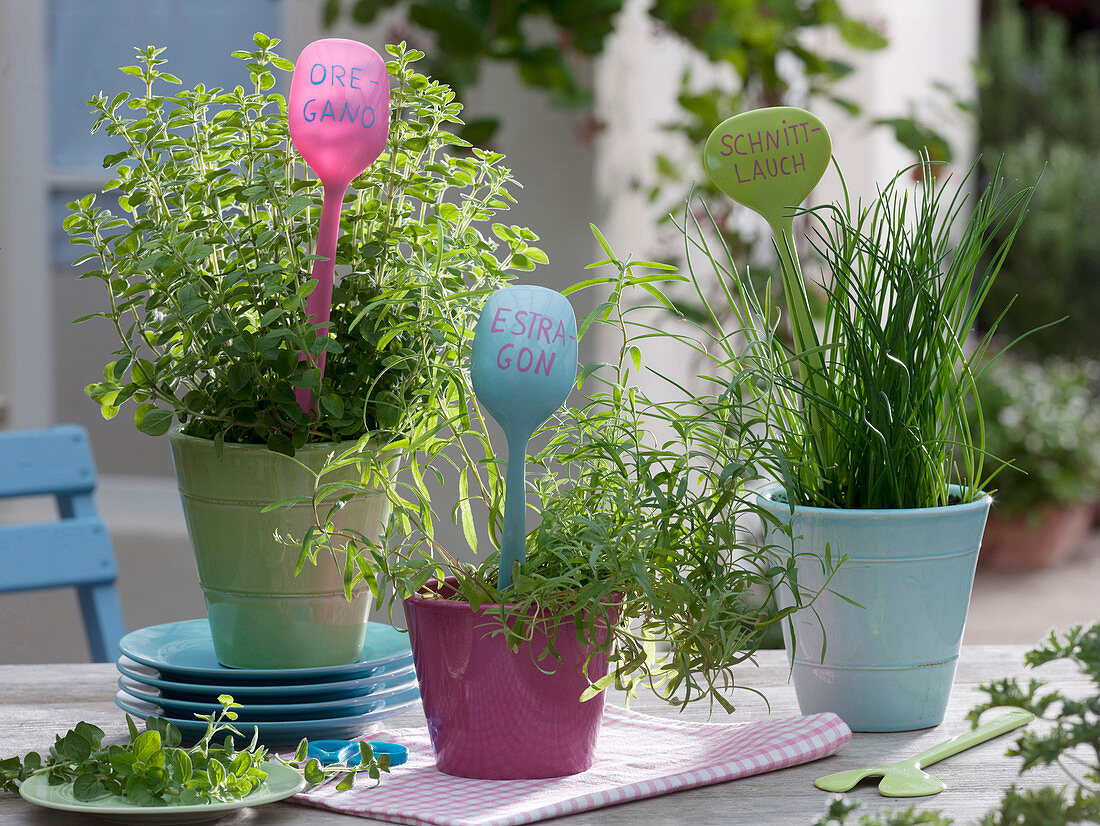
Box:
<box><xmin>0</xmin><ymin>425</ymin><xmax>126</xmax><ymax>661</ymax></box>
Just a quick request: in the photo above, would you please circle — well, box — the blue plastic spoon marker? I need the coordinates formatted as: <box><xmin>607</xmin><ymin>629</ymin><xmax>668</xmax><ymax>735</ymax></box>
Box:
<box><xmin>306</xmin><ymin>739</ymin><xmax>409</xmax><ymax>767</ymax></box>
<box><xmin>703</xmin><ymin>108</ymin><xmax>832</xmax><ymax>446</ymax></box>
<box><xmin>471</xmin><ymin>285</ymin><xmax>578</xmax><ymax>591</ymax></box>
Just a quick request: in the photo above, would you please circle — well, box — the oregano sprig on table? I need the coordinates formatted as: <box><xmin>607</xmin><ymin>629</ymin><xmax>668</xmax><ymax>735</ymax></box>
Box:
<box><xmin>966</xmin><ymin>623</ymin><xmax>1100</xmax><ymax>819</ymax></box>
<box><xmin>812</xmin><ymin>623</ymin><xmax>1100</xmax><ymax>826</ymax></box>
<box><xmin>0</xmin><ymin>695</ymin><xmax>387</xmax><ymax>803</ymax></box>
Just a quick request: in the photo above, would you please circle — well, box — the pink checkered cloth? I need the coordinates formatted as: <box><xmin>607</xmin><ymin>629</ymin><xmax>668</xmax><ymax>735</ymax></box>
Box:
<box><xmin>290</xmin><ymin>706</ymin><xmax>851</xmax><ymax>826</ymax></box>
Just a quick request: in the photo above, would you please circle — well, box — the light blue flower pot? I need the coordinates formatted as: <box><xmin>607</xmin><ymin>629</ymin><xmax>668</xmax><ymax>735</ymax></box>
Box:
<box><xmin>757</xmin><ymin>486</ymin><xmax>991</xmax><ymax>732</ymax></box>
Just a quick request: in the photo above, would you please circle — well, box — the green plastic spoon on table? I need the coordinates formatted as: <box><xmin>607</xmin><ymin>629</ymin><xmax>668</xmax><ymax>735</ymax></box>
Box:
<box><xmin>815</xmin><ymin>708</ymin><xmax>1034</xmax><ymax>798</ymax></box>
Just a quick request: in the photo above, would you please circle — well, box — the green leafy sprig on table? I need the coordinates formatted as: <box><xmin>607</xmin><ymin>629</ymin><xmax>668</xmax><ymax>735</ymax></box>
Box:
<box><xmin>0</xmin><ymin>696</ymin><xmax>387</xmax><ymax>804</ymax></box>
<box><xmin>813</xmin><ymin>623</ymin><xmax>1100</xmax><ymax>826</ymax></box>
<box><xmin>966</xmin><ymin>624</ymin><xmax>1100</xmax><ymax>824</ymax></box>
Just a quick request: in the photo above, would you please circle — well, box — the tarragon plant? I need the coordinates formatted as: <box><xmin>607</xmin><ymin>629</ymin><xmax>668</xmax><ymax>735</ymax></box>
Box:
<box><xmin>288</xmin><ymin>227</ymin><xmax>831</xmax><ymax>711</ymax></box>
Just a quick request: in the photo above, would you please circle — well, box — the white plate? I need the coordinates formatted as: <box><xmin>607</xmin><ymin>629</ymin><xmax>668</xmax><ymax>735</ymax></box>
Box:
<box><xmin>19</xmin><ymin>760</ymin><xmax>305</xmax><ymax>824</ymax></box>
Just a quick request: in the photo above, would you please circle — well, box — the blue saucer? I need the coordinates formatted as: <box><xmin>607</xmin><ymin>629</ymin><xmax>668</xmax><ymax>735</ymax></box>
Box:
<box><xmin>115</xmin><ymin>655</ymin><xmax>416</xmax><ymax>701</ymax></box>
<box><xmin>118</xmin><ymin>620</ymin><xmax>411</xmax><ymax>683</ymax></box>
<box><xmin>114</xmin><ymin>691</ymin><xmax>421</xmax><ymax>746</ymax></box>
<box><xmin>117</xmin><ymin>673</ymin><xmax>419</xmax><ymax>721</ymax></box>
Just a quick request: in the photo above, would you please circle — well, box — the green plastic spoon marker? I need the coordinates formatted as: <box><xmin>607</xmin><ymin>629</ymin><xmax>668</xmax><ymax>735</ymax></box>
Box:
<box><xmin>814</xmin><ymin>708</ymin><xmax>1034</xmax><ymax>798</ymax></box>
<box><xmin>703</xmin><ymin>107</ymin><xmax>832</xmax><ymax>459</ymax></box>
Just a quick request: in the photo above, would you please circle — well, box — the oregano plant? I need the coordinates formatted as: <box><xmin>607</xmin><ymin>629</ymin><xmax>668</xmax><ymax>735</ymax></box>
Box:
<box><xmin>65</xmin><ymin>34</ymin><xmax>545</xmax><ymax>454</ymax></box>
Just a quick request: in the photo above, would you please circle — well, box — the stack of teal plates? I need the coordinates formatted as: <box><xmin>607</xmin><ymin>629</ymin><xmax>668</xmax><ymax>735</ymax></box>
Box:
<box><xmin>114</xmin><ymin>619</ymin><xmax>419</xmax><ymax>745</ymax></box>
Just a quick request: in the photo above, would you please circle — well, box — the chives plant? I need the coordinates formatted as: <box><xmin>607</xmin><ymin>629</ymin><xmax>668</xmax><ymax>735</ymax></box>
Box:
<box><xmin>66</xmin><ymin>36</ymin><xmax>542</xmax><ymax>455</ymax></box>
<box><xmin>676</xmin><ymin>161</ymin><xmax>1033</xmax><ymax>510</ymax></box>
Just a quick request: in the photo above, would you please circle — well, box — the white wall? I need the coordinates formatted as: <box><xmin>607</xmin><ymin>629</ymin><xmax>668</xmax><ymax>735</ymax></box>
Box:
<box><xmin>0</xmin><ymin>1</ymin><xmax>53</xmax><ymax>430</ymax></box>
<box><xmin>817</xmin><ymin>0</ymin><xmax>980</xmax><ymax>207</ymax></box>
<box><xmin>594</xmin><ymin>0</ymin><xmax>981</xmax><ymax>259</ymax></box>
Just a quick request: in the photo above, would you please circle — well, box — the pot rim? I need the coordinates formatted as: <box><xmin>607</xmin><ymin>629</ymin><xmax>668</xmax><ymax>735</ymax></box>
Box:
<box><xmin>756</xmin><ymin>483</ymin><xmax>991</xmax><ymax>518</ymax></box>
<box><xmin>168</xmin><ymin>425</ymin><xmax>379</xmax><ymax>454</ymax></box>
<box><xmin>404</xmin><ymin>577</ymin><xmax>621</xmax><ymax>616</ymax></box>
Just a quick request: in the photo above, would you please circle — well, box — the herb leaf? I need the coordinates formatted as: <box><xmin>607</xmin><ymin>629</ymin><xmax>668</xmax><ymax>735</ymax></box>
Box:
<box><xmin>1</xmin><ymin>695</ymin><xmax>390</xmax><ymax>804</ymax></box>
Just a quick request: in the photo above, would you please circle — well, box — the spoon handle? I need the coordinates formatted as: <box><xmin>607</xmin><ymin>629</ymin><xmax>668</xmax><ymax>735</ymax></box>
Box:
<box><xmin>295</xmin><ymin>181</ymin><xmax>348</xmax><ymax>414</ymax></box>
<box><xmin>911</xmin><ymin>708</ymin><xmax>1034</xmax><ymax>769</ymax></box>
<box><xmin>496</xmin><ymin>430</ymin><xmax>529</xmax><ymax>591</ymax></box>
<box><xmin>769</xmin><ymin>216</ymin><xmax>832</xmax><ymax>472</ymax></box>
<box><xmin>770</xmin><ymin>217</ymin><xmax>817</xmax><ymax>360</ymax></box>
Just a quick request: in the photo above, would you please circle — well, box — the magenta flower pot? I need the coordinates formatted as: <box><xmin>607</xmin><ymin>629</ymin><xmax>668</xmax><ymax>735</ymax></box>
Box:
<box><xmin>403</xmin><ymin>579</ymin><xmax>614</xmax><ymax>779</ymax></box>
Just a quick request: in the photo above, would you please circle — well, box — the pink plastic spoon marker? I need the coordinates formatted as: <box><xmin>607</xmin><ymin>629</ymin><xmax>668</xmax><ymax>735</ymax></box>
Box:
<box><xmin>288</xmin><ymin>38</ymin><xmax>390</xmax><ymax>413</ymax></box>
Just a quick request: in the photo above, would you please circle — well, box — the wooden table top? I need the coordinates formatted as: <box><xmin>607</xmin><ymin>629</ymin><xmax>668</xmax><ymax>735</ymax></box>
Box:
<box><xmin>0</xmin><ymin>645</ymin><xmax>1085</xmax><ymax>825</ymax></box>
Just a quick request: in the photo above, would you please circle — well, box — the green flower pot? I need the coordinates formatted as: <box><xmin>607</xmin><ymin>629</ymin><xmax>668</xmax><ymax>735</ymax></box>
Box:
<box><xmin>168</xmin><ymin>429</ymin><xmax>389</xmax><ymax>669</ymax></box>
